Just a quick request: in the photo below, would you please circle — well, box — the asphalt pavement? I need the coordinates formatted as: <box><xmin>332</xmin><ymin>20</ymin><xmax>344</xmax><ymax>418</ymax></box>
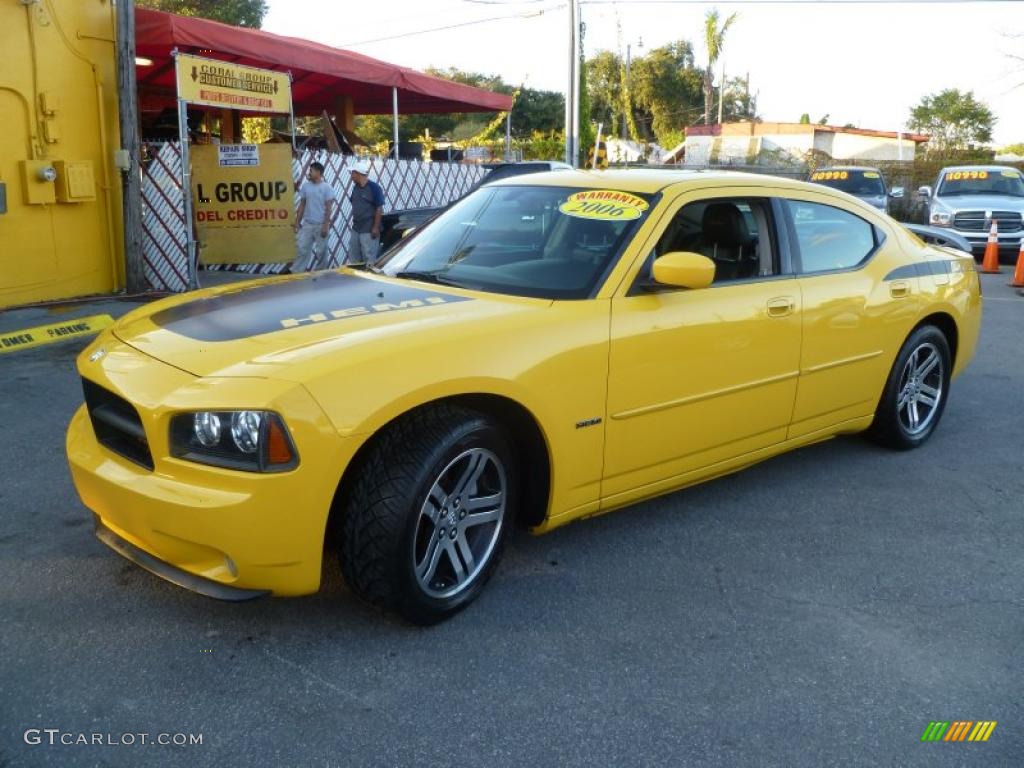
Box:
<box><xmin>0</xmin><ymin>274</ymin><xmax>1021</xmax><ymax>767</ymax></box>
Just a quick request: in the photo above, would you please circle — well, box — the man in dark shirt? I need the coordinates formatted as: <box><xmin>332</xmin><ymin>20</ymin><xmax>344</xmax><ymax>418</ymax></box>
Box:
<box><xmin>345</xmin><ymin>159</ymin><xmax>385</xmax><ymax>265</ymax></box>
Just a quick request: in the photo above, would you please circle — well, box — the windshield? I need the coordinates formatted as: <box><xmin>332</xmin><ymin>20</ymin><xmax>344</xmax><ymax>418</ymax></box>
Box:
<box><xmin>379</xmin><ymin>185</ymin><xmax>652</xmax><ymax>299</ymax></box>
<box><xmin>937</xmin><ymin>168</ymin><xmax>1024</xmax><ymax>197</ymax></box>
<box><xmin>809</xmin><ymin>169</ymin><xmax>885</xmax><ymax>196</ymax></box>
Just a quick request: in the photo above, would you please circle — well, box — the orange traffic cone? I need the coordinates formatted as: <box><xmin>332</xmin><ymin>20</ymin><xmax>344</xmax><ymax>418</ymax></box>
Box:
<box><xmin>1010</xmin><ymin>239</ymin><xmax>1024</xmax><ymax>288</ymax></box>
<box><xmin>980</xmin><ymin>218</ymin><xmax>1001</xmax><ymax>273</ymax></box>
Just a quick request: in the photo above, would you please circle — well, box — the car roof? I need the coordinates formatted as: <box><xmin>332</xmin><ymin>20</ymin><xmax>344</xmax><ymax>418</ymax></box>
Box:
<box><xmin>815</xmin><ymin>165</ymin><xmax>882</xmax><ymax>173</ymax></box>
<box><xmin>485</xmin><ymin>168</ymin><xmax>826</xmax><ymax>195</ymax></box>
<box><xmin>940</xmin><ymin>164</ymin><xmax>1021</xmax><ymax>173</ymax></box>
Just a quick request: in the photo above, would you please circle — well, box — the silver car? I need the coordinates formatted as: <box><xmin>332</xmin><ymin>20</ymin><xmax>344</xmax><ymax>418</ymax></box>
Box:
<box><xmin>919</xmin><ymin>165</ymin><xmax>1024</xmax><ymax>255</ymax></box>
<box><xmin>808</xmin><ymin>166</ymin><xmax>903</xmax><ymax>213</ymax></box>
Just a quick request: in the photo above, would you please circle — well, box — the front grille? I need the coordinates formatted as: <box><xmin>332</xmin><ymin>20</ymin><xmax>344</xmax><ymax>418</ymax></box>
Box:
<box><xmin>82</xmin><ymin>379</ymin><xmax>154</xmax><ymax>470</ymax></box>
<box><xmin>953</xmin><ymin>211</ymin><xmax>1023</xmax><ymax>232</ymax></box>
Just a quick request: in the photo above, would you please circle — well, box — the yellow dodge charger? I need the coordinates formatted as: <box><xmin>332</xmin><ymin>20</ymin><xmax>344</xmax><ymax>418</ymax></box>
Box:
<box><xmin>67</xmin><ymin>170</ymin><xmax>982</xmax><ymax>623</ymax></box>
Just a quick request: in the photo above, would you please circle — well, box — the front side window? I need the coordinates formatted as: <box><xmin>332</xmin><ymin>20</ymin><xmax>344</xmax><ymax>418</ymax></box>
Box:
<box><xmin>786</xmin><ymin>200</ymin><xmax>878</xmax><ymax>273</ymax></box>
<box><xmin>648</xmin><ymin>197</ymin><xmax>778</xmax><ymax>283</ymax></box>
<box><xmin>380</xmin><ymin>185</ymin><xmax>652</xmax><ymax>299</ymax></box>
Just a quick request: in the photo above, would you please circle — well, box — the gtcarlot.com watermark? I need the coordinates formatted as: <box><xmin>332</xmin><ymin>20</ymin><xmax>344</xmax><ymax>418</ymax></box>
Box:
<box><xmin>24</xmin><ymin>729</ymin><xmax>203</xmax><ymax>747</ymax></box>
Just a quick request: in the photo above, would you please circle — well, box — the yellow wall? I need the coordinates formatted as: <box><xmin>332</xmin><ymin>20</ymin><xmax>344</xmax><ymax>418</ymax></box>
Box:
<box><xmin>0</xmin><ymin>0</ymin><xmax>123</xmax><ymax>308</ymax></box>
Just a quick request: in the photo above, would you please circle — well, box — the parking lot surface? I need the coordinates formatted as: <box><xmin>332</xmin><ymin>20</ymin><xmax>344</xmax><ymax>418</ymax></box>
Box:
<box><xmin>1</xmin><ymin>275</ymin><xmax>1021</xmax><ymax>767</ymax></box>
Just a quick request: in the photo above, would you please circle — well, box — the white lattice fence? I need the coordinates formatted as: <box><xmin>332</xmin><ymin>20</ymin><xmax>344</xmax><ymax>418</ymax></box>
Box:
<box><xmin>140</xmin><ymin>145</ymin><xmax>488</xmax><ymax>286</ymax></box>
<box><xmin>141</xmin><ymin>142</ymin><xmax>189</xmax><ymax>292</ymax></box>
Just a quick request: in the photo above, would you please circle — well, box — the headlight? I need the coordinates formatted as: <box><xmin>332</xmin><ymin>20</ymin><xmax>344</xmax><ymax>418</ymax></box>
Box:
<box><xmin>230</xmin><ymin>411</ymin><xmax>261</xmax><ymax>454</ymax></box>
<box><xmin>930</xmin><ymin>210</ymin><xmax>951</xmax><ymax>226</ymax></box>
<box><xmin>193</xmin><ymin>412</ymin><xmax>222</xmax><ymax>447</ymax></box>
<box><xmin>170</xmin><ymin>410</ymin><xmax>298</xmax><ymax>472</ymax></box>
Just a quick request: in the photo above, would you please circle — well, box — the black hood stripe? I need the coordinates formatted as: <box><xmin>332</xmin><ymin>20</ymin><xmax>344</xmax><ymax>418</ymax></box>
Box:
<box><xmin>149</xmin><ymin>272</ymin><xmax>473</xmax><ymax>342</ymax></box>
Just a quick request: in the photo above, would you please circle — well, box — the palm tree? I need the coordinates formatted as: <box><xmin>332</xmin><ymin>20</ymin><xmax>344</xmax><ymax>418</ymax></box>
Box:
<box><xmin>703</xmin><ymin>9</ymin><xmax>738</xmax><ymax>125</ymax></box>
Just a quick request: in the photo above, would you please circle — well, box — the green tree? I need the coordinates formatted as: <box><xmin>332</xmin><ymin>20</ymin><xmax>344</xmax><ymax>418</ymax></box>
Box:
<box><xmin>703</xmin><ymin>9</ymin><xmax>737</xmax><ymax>124</ymax></box>
<box><xmin>587</xmin><ymin>51</ymin><xmax>624</xmax><ymax>136</ymax></box>
<box><xmin>136</xmin><ymin>0</ymin><xmax>268</xmax><ymax>27</ymax></box>
<box><xmin>720</xmin><ymin>76</ymin><xmax>758</xmax><ymax>122</ymax></box>
<box><xmin>632</xmin><ymin>41</ymin><xmax>704</xmax><ymax>144</ymax></box>
<box><xmin>510</xmin><ymin>88</ymin><xmax>563</xmax><ymax>137</ymax></box>
<box><xmin>355</xmin><ymin>69</ymin><xmax>561</xmax><ymax>146</ymax></box>
<box><xmin>999</xmin><ymin>142</ymin><xmax>1024</xmax><ymax>155</ymax></box>
<box><xmin>908</xmin><ymin>89</ymin><xmax>995</xmax><ymax>152</ymax></box>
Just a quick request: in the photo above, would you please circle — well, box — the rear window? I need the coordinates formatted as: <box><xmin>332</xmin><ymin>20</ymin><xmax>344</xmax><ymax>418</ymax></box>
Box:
<box><xmin>786</xmin><ymin>200</ymin><xmax>879</xmax><ymax>273</ymax></box>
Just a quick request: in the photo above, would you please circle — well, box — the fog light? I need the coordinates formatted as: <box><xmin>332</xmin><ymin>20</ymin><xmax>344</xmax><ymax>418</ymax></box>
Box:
<box><xmin>193</xmin><ymin>412</ymin><xmax>221</xmax><ymax>447</ymax></box>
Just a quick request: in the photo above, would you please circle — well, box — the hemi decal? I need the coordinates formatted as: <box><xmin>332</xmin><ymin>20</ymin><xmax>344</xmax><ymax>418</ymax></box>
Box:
<box><xmin>149</xmin><ymin>272</ymin><xmax>473</xmax><ymax>341</ymax></box>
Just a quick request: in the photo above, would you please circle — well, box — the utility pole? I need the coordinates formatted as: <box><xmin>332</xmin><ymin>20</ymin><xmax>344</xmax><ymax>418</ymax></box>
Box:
<box><xmin>717</xmin><ymin>58</ymin><xmax>725</xmax><ymax>125</ymax></box>
<box><xmin>564</xmin><ymin>0</ymin><xmax>579</xmax><ymax>167</ymax></box>
<box><xmin>621</xmin><ymin>37</ymin><xmax>641</xmax><ymax>142</ymax></box>
<box><xmin>623</xmin><ymin>44</ymin><xmax>632</xmax><ymax>141</ymax></box>
<box><xmin>116</xmin><ymin>0</ymin><xmax>145</xmax><ymax>293</ymax></box>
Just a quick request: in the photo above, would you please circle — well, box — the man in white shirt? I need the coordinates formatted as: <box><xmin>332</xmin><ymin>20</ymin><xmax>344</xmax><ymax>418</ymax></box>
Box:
<box><xmin>290</xmin><ymin>161</ymin><xmax>335</xmax><ymax>272</ymax></box>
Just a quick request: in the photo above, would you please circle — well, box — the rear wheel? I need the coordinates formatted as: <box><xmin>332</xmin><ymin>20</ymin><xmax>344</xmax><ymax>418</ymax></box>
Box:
<box><xmin>869</xmin><ymin>325</ymin><xmax>951</xmax><ymax>450</ymax></box>
<box><xmin>337</xmin><ymin>405</ymin><xmax>516</xmax><ymax>624</ymax></box>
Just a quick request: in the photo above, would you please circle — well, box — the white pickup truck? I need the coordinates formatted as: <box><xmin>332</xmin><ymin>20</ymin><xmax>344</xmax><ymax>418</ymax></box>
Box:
<box><xmin>919</xmin><ymin>165</ymin><xmax>1024</xmax><ymax>257</ymax></box>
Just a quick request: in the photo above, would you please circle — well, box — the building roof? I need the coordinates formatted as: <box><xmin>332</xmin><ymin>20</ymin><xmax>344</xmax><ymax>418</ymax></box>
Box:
<box><xmin>685</xmin><ymin>122</ymin><xmax>929</xmax><ymax>143</ymax></box>
<box><xmin>134</xmin><ymin>8</ymin><xmax>513</xmax><ymax>116</ymax></box>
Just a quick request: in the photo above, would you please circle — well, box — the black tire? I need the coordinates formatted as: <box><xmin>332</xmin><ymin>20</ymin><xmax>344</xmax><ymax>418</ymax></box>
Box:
<box><xmin>868</xmin><ymin>325</ymin><xmax>952</xmax><ymax>450</ymax></box>
<box><xmin>337</xmin><ymin>405</ymin><xmax>516</xmax><ymax>624</ymax></box>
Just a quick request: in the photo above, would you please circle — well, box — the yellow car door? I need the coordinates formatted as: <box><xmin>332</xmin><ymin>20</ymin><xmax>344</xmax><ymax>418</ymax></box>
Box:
<box><xmin>780</xmin><ymin>195</ymin><xmax>923</xmax><ymax>439</ymax></box>
<box><xmin>602</xmin><ymin>189</ymin><xmax>802</xmax><ymax>507</ymax></box>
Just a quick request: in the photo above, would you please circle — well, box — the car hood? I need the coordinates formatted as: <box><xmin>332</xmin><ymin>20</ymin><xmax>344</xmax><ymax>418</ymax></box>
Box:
<box><xmin>932</xmin><ymin>193</ymin><xmax>1024</xmax><ymax>212</ymax></box>
<box><xmin>113</xmin><ymin>270</ymin><xmax>550</xmax><ymax>379</ymax></box>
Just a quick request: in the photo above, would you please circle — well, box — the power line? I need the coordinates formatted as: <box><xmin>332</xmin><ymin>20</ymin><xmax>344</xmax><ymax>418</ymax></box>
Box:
<box><xmin>462</xmin><ymin>0</ymin><xmax>552</xmax><ymax>4</ymax></box>
<box><xmin>581</xmin><ymin>0</ymin><xmax>1017</xmax><ymax>4</ymax></box>
<box><xmin>339</xmin><ymin>6</ymin><xmax>563</xmax><ymax>47</ymax></box>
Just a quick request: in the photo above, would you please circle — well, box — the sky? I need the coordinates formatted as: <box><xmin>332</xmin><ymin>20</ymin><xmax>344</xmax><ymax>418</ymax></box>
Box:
<box><xmin>263</xmin><ymin>0</ymin><xmax>1024</xmax><ymax>146</ymax></box>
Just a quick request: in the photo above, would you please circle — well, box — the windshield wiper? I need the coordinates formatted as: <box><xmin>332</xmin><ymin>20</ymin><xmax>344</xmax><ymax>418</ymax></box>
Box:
<box><xmin>393</xmin><ymin>270</ymin><xmax>466</xmax><ymax>288</ymax></box>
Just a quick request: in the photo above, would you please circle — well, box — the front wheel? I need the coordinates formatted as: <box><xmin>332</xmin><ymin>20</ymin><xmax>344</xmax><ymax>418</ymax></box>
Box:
<box><xmin>868</xmin><ymin>325</ymin><xmax>952</xmax><ymax>450</ymax></box>
<box><xmin>338</xmin><ymin>405</ymin><xmax>516</xmax><ymax>624</ymax></box>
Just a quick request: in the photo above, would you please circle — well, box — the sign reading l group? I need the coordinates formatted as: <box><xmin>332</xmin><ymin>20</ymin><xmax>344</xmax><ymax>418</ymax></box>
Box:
<box><xmin>192</xmin><ymin>144</ymin><xmax>294</xmax><ymax>265</ymax></box>
<box><xmin>175</xmin><ymin>53</ymin><xmax>291</xmax><ymax>114</ymax></box>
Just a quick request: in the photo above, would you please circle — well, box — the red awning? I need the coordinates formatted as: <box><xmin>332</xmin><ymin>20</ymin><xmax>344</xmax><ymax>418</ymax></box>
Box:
<box><xmin>134</xmin><ymin>8</ymin><xmax>513</xmax><ymax>115</ymax></box>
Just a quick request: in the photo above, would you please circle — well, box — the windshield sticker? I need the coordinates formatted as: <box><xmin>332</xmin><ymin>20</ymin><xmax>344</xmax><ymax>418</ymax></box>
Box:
<box><xmin>1000</xmin><ymin>170</ymin><xmax>1021</xmax><ymax>178</ymax></box>
<box><xmin>811</xmin><ymin>171</ymin><xmax>848</xmax><ymax>181</ymax></box>
<box><xmin>863</xmin><ymin>172</ymin><xmax>880</xmax><ymax>178</ymax></box>
<box><xmin>559</xmin><ymin>190</ymin><xmax>649</xmax><ymax>221</ymax></box>
<box><xmin>945</xmin><ymin>171</ymin><xmax>989</xmax><ymax>181</ymax></box>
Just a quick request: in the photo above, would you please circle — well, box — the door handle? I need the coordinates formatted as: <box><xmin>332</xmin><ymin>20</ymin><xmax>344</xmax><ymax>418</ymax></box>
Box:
<box><xmin>890</xmin><ymin>281</ymin><xmax>911</xmax><ymax>298</ymax></box>
<box><xmin>767</xmin><ymin>296</ymin><xmax>795</xmax><ymax>317</ymax></box>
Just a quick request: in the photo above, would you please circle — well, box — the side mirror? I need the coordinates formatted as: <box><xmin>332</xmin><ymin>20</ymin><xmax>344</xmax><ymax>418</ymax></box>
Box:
<box><xmin>651</xmin><ymin>251</ymin><xmax>715</xmax><ymax>289</ymax></box>
<box><xmin>890</xmin><ymin>187</ymin><xmax>905</xmax><ymax>199</ymax></box>
<box><xmin>917</xmin><ymin>185</ymin><xmax>932</xmax><ymax>199</ymax></box>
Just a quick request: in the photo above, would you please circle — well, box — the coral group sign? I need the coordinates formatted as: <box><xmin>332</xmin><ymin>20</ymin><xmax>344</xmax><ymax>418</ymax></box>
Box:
<box><xmin>175</xmin><ymin>53</ymin><xmax>291</xmax><ymax>114</ymax></box>
<box><xmin>191</xmin><ymin>144</ymin><xmax>294</xmax><ymax>265</ymax></box>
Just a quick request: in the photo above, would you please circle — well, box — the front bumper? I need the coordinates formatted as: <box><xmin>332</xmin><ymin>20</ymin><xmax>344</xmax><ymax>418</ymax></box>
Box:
<box><xmin>66</xmin><ymin>338</ymin><xmax>357</xmax><ymax>597</ymax></box>
<box><xmin>94</xmin><ymin>515</ymin><xmax>269</xmax><ymax>601</ymax></box>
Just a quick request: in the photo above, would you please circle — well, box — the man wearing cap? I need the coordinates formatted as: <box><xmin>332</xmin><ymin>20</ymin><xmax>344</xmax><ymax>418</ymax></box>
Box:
<box><xmin>290</xmin><ymin>161</ymin><xmax>335</xmax><ymax>272</ymax></box>
<box><xmin>346</xmin><ymin>159</ymin><xmax>386</xmax><ymax>265</ymax></box>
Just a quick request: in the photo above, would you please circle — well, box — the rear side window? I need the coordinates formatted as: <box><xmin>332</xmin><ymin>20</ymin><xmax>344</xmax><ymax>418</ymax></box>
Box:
<box><xmin>785</xmin><ymin>200</ymin><xmax>878</xmax><ymax>274</ymax></box>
